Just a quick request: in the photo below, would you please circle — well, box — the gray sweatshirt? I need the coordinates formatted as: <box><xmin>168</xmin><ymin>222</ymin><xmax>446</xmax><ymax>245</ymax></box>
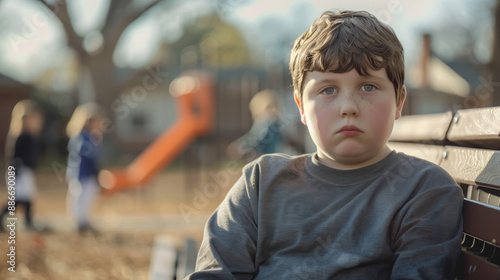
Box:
<box><xmin>187</xmin><ymin>151</ymin><xmax>464</xmax><ymax>280</ymax></box>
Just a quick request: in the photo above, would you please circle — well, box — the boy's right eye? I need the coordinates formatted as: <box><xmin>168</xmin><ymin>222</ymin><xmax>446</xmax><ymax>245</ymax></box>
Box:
<box><xmin>321</xmin><ymin>87</ymin><xmax>337</xmax><ymax>95</ymax></box>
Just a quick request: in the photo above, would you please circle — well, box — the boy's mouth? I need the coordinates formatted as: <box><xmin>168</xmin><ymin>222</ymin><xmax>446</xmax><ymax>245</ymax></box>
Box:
<box><xmin>337</xmin><ymin>125</ymin><xmax>362</xmax><ymax>136</ymax></box>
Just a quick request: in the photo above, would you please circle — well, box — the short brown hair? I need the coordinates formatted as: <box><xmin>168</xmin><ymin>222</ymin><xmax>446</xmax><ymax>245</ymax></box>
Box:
<box><xmin>289</xmin><ymin>10</ymin><xmax>405</xmax><ymax>104</ymax></box>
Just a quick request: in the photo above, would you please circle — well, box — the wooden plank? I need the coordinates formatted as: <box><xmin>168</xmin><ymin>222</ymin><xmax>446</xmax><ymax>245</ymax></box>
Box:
<box><xmin>440</xmin><ymin>146</ymin><xmax>500</xmax><ymax>188</ymax></box>
<box><xmin>476</xmin><ymin>151</ymin><xmax>500</xmax><ymax>190</ymax></box>
<box><xmin>149</xmin><ymin>235</ymin><xmax>177</xmax><ymax>280</ymax></box>
<box><xmin>468</xmin><ymin>186</ymin><xmax>500</xmax><ymax>207</ymax></box>
<box><xmin>478</xmin><ymin>188</ymin><xmax>500</xmax><ymax>207</ymax></box>
<box><xmin>447</xmin><ymin>107</ymin><xmax>500</xmax><ymax>149</ymax></box>
<box><xmin>388</xmin><ymin>142</ymin><xmax>444</xmax><ymax>165</ymax></box>
<box><xmin>461</xmin><ymin>251</ymin><xmax>500</xmax><ymax>280</ymax></box>
<box><xmin>463</xmin><ymin>199</ymin><xmax>500</xmax><ymax>245</ymax></box>
<box><xmin>390</xmin><ymin>111</ymin><xmax>452</xmax><ymax>142</ymax></box>
<box><xmin>176</xmin><ymin>238</ymin><xmax>198</xmax><ymax>280</ymax></box>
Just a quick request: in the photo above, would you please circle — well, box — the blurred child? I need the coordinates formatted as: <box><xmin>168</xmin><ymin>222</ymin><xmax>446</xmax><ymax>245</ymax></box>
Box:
<box><xmin>1</xmin><ymin>100</ymin><xmax>44</xmax><ymax>230</ymax></box>
<box><xmin>65</xmin><ymin>103</ymin><xmax>103</xmax><ymax>233</ymax></box>
<box><xmin>226</xmin><ymin>89</ymin><xmax>283</xmax><ymax>160</ymax></box>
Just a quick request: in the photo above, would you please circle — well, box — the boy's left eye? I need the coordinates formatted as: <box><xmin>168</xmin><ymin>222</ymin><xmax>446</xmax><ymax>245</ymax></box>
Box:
<box><xmin>361</xmin><ymin>84</ymin><xmax>376</xmax><ymax>92</ymax></box>
<box><xmin>321</xmin><ymin>87</ymin><xmax>337</xmax><ymax>95</ymax></box>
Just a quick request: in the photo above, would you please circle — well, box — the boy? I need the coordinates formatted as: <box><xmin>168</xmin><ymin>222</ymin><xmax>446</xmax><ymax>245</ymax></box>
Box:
<box><xmin>187</xmin><ymin>10</ymin><xmax>463</xmax><ymax>279</ymax></box>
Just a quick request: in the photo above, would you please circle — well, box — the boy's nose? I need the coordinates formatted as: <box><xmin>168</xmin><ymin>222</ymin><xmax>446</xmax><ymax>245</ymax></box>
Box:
<box><xmin>339</xmin><ymin>96</ymin><xmax>359</xmax><ymax>117</ymax></box>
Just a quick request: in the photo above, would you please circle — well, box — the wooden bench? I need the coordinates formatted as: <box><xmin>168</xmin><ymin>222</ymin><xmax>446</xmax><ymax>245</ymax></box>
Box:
<box><xmin>388</xmin><ymin>106</ymin><xmax>500</xmax><ymax>280</ymax></box>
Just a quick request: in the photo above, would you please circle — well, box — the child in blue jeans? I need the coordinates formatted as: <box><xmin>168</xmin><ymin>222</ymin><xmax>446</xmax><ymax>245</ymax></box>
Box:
<box><xmin>65</xmin><ymin>103</ymin><xmax>103</xmax><ymax>233</ymax></box>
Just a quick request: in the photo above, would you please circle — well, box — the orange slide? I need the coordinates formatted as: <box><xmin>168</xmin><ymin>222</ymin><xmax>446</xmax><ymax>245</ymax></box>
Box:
<box><xmin>98</xmin><ymin>71</ymin><xmax>214</xmax><ymax>194</ymax></box>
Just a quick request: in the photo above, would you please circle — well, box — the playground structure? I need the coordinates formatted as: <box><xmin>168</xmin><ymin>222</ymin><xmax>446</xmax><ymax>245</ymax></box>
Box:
<box><xmin>98</xmin><ymin>71</ymin><xmax>214</xmax><ymax>194</ymax></box>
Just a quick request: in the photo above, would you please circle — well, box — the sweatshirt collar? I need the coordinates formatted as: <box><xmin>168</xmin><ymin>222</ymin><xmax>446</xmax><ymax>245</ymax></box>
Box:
<box><xmin>306</xmin><ymin>151</ymin><xmax>398</xmax><ymax>186</ymax></box>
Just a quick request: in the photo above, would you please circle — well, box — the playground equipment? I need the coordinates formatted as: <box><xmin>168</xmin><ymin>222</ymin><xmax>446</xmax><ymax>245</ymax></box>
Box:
<box><xmin>98</xmin><ymin>71</ymin><xmax>214</xmax><ymax>194</ymax></box>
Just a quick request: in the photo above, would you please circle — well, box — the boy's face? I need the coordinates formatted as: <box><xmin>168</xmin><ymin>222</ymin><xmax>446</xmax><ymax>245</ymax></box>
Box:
<box><xmin>295</xmin><ymin>68</ymin><xmax>405</xmax><ymax>170</ymax></box>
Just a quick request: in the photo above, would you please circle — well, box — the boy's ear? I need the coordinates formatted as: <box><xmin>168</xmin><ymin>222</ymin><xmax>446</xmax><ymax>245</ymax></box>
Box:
<box><xmin>294</xmin><ymin>93</ymin><xmax>307</xmax><ymax>125</ymax></box>
<box><xmin>395</xmin><ymin>85</ymin><xmax>407</xmax><ymax>120</ymax></box>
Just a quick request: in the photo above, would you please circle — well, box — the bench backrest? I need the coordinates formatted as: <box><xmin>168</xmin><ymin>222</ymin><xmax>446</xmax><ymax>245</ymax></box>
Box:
<box><xmin>388</xmin><ymin>106</ymin><xmax>500</xmax><ymax>280</ymax></box>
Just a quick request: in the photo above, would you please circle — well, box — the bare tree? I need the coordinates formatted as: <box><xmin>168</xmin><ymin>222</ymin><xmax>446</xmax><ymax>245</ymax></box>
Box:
<box><xmin>39</xmin><ymin>0</ymin><xmax>166</xmax><ymax>122</ymax></box>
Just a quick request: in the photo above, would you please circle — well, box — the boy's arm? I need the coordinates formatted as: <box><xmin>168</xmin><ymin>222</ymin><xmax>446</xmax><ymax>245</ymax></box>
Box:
<box><xmin>391</xmin><ymin>185</ymin><xmax>464</xmax><ymax>280</ymax></box>
<box><xmin>187</xmin><ymin>174</ymin><xmax>258</xmax><ymax>280</ymax></box>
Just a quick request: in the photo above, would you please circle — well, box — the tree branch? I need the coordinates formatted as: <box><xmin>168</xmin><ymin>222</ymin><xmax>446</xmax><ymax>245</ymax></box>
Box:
<box><xmin>39</xmin><ymin>0</ymin><xmax>84</xmax><ymax>56</ymax></box>
<box><xmin>103</xmin><ymin>0</ymin><xmax>162</xmax><ymax>56</ymax></box>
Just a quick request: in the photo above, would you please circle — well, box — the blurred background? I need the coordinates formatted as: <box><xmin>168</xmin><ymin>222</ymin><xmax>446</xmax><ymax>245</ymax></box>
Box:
<box><xmin>0</xmin><ymin>0</ymin><xmax>499</xmax><ymax>279</ymax></box>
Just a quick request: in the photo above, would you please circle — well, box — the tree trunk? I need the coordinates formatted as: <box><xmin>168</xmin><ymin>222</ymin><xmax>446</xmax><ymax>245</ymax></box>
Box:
<box><xmin>40</xmin><ymin>0</ymin><xmax>162</xmax><ymax>135</ymax></box>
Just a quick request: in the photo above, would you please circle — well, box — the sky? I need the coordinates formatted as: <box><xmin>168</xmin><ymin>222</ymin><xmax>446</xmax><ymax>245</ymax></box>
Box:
<box><xmin>0</xmin><ymin>0</ymin><xmax>495</xmax><ymax>85</ymax></box>
<box><xmin>229</xmin><ymin>0</ymin><xmax>493</xmax><ymax>65</ymax></box>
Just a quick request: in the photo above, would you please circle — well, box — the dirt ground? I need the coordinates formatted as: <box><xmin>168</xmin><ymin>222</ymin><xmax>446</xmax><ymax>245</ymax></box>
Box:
<box><xmin>0</xmin><ymin>165</ymin><xmax>242</xmax><ymax>280</ymax></box>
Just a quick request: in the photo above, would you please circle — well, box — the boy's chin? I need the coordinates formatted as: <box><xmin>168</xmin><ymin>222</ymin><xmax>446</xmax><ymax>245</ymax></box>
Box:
<box><xmin>328</xmin><ymin>144</ymin><xmax>367</xmax><ymax>159</ymax></box>
<box><xmin>318</xmin><ymin>147</ymin><xmax>388</xmax><ymax>169</ymax></box>
<box><xmin>317</xmin><ymin>152</ymin><xmax>365</xmax><ymax>169</ymax></box>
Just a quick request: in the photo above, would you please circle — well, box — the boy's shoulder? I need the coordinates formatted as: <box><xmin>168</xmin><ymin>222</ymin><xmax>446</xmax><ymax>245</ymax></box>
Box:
<box><xmin>241</xmin><ymin>153</ymin><xmax>310</xmax><ymax>177</ymax></box>
<box><xmin>391</xmin><ymin>151</ymin><xmax>447</xmax><ymax>175</ymax></box>
<box><xmin>390</xmin><ymin>151</ymin><xmax>460</xmax><ymax>193</ymax></box>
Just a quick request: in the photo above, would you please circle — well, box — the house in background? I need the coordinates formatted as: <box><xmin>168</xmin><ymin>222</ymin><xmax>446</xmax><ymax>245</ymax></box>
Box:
<box><xmin>404</xmin><ymin>34</ymin><xmax>484</xmax><ymax>115</ymax></box>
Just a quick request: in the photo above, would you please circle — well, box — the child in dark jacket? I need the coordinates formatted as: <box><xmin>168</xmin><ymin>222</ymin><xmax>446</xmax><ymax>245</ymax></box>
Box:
<box><xmin>1</xmin><ymin>100</ymin><xmax>44</xmax><ymax>230</ymax></box>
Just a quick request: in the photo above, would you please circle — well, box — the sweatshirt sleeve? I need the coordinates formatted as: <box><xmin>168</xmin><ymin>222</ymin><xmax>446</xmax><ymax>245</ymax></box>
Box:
<box><xmin>390</xmin><ymin>184</ymin><xmax>464</xmax><ymax>280</ymax></box>
<box><xmin>186</xmin><ymin>167</ymin><xmax>259</xmax><ymax>280</ymax></box>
